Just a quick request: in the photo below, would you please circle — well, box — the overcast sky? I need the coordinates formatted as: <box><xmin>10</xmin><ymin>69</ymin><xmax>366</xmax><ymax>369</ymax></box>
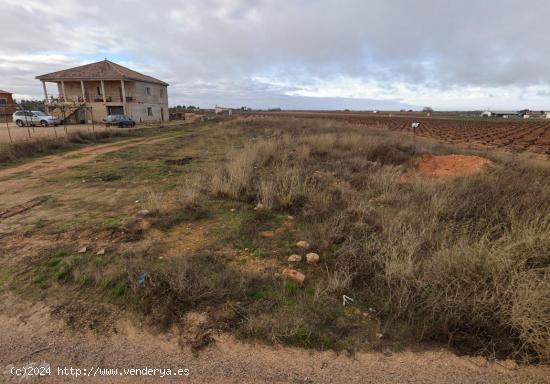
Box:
<box><xmin>1</xmin><ymin>0</ymin><xmax>550</xmax><ymax>110</ymax></box>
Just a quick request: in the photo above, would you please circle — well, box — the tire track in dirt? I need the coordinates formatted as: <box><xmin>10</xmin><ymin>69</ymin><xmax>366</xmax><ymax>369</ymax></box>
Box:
<box><xmin>0</xmin><ymin>133</ymin><xmax>180</xmax><ymax>197</ymax></box>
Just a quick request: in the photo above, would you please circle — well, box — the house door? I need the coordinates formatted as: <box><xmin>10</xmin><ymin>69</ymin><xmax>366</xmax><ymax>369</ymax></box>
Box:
<box><xmin>108</xmin><ymin>106</ymin><xmax>124</xmax><ymax>115</ymax></box>
<box><xmin>161</xmin><ymin>108</ymin><xmax>164</xmax><ymax>121</ymax></box>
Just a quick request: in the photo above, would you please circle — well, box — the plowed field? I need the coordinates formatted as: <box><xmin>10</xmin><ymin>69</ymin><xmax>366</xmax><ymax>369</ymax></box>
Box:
<box><xmin>249</xmin><ymin>111</ymin><xmax>550</xmax><ymax>155</ymax></box>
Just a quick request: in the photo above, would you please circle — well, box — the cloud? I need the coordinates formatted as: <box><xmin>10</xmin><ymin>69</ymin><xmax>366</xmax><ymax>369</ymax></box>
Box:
<box><xmin>1</xmin><ymin>0</ymin><xmax>549</xmax><ymax>109</ymax></box>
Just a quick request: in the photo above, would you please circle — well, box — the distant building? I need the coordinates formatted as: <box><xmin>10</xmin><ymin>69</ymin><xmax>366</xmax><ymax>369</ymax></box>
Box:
<box><xmin>0</xmin><ymin>90</ymin><xmax>16</xmax><ymax>116</ymax></box>
<box><xmin>214</xmin><ymin>105</ymin><xmax>232</xmax><ymax>116</ymax></box>
<box><xmin>481</xmin><ymin>110</ymin><xmax>519</xmax><ymax>118</ymax></box>
<box><xmin>36</xmin><ymin>59</ymin><xmax>169</xmax><ymax>123</ymax></box>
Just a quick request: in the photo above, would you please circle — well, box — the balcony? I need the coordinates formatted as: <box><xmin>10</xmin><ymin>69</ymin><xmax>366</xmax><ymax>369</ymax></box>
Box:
<box><xmin>90</xmin><ymin>95</ymin><xmax>134</xmax><ymax>103</ymax></box>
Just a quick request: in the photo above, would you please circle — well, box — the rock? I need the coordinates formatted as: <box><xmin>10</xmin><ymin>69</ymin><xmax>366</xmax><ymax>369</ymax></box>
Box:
<box><xmin>296</xmin><ymin>240</ymin><xmax>310</xmax><ymax>250</ymax></box>
<box><xmin>254</xmin><ymin>203</ymin><xmax>264</xmax><ymax>211</ymax></box>
<box><xmin>274</xmin><ymin>227</ymin><xmax>286</xmax><ymax>236</ymax></box>
<box><xmin>260</xmin><ymin>230</ymin><xmax>274</xmax><ymax>238</ymax></box>
<box><xmin>306</xmin><ymin>253</ymin><xmax>320</xmax><ymax>265</ymax></box>
<box><xmin>140</xmin><ymin>219</ymin><xmax>152</xmax><ymax>231</ymax></box>
<box><xmin>282</xmin><ymin>268</ymin><xmax>305</xmax><ymax>285</ymax></box>
<box><xmin>230</xmin><ymin>208</ymin><xmax>236</xmax><ymax>212</ymax></box>
<box><xmin>78</xmin><ymin>246</ymin><xmax>87</xmax><ymax>253</ymax></box>
<box><xmin>288</xmin><ymin>254</ymin><xmax>302</xmax><ymax>262</ymax></box>
<box><xmin>282</xmin><ymin>220</ymin><xmax>295</xmax><ymax>229</ymax></box>
<box><xmin>137</xmin><ymin>209</ymin><xmax>150</xmax><ymax>217</ymax></box>
<box><xmin>96</xmin><ymin>248</ymin><xmax>105</xmax><ymax>255</ymax></box>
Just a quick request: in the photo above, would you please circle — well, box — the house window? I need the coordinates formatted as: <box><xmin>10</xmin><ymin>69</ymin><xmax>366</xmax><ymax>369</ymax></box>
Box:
<box><xmin>0</xmin><ymin>98</ymin><xmax>6</xmax><ymax>107</ymax></box>
<box><xmin>146</xmin><ymin>87</ymin><xmax>151</xmax><ymax>96</ymax></box>
<box><xmin>97</xmin><ymin>86</ymin><xmax>102</xmax><ymax>95</ymax></box>
<box><xmin>160</xmin><ymin>88</ymin><xmax>164</xmax><ymax>98</ymax></box>
<box><xmin>147</xmin><ymin>107</ymin><xmax>153</xmax><ymax>116</ymax></box>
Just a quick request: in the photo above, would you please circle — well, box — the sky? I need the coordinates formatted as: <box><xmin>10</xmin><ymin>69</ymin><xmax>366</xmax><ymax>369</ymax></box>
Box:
<box><xmin>1</xmin><ymin>0</ymin><xmax>550</xmax><ymax>110</ymax></box>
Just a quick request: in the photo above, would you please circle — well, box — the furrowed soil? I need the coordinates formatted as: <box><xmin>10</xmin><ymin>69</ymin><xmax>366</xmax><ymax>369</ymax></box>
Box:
<box><xmin>246</xmin><ymin>111</ymin><xmax>550</xmax><ymax>155</ymax></box>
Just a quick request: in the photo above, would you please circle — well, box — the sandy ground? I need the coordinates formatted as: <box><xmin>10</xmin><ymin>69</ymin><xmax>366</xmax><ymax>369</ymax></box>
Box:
<box><xmin>1</xmin><ymin>295</ymin><xmax>549</xmax><ymax>384</ymax></box>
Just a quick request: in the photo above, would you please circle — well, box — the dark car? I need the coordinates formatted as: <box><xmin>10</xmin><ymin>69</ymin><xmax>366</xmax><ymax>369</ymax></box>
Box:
<box><xmin>103</xmin><ymin>115</ymin><xmax>136</xmax><ymax>127</ymax></box>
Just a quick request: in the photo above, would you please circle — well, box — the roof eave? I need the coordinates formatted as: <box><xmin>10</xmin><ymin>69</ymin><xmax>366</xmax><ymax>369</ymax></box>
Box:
<box><xmin>37</xmin><ymin>75</ymin><xmax>168</xmax><ymax>86</ymax></box>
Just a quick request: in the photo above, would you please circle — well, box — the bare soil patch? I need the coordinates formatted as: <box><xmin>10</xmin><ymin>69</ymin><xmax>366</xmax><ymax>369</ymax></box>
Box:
<box><xmin>415</xmin><ymin>153</ymin><xmax>493</xmax><ymax>179</ymax></box>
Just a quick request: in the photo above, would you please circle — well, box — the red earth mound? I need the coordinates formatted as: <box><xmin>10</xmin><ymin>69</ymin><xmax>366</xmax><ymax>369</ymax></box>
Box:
<box><xmin>415</xmin><ymin>153</ymin><xmax>493</xmax><ymax>179</ymax></box>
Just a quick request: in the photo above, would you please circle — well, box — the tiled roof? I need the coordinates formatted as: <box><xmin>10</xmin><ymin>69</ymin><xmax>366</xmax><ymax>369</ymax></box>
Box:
<box><xmin>36</xmin><ymin>59</ymin><xmax>168</xmax><ymax>86</ymax></box>
<box><xmin>0</xmin><ymin>90</ymin><xmax>12</xmax><ymax>94</ymax></box>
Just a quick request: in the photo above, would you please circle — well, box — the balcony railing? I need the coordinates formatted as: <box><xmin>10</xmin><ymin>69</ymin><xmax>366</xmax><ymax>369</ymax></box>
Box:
<box><xmin>90</xmin><ymin>95</ymin><xmax>134</xmax><ymax>102</ymax></box>
<box><xmin>55</xmin><ymin>95</ymin><xmax>135</xmax><ymax>103</ymax></box>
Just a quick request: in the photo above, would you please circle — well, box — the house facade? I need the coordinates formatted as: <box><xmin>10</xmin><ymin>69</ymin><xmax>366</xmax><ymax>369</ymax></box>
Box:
<box><xmin>36</xmin><ymin>60</ymin><xmax>169</xmax><ymax>123</ymax></box>
<box><xmin>0</xmin><ymin>90</ymin><xmax>16</xmax><ymax>116</ymax></box>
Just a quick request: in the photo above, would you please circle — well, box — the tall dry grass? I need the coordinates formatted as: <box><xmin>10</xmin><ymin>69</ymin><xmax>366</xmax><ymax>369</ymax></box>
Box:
<box><xmin>203</xmin><ymin>116</ymin><xmax>550</xmax><ymax>362</ymax></box>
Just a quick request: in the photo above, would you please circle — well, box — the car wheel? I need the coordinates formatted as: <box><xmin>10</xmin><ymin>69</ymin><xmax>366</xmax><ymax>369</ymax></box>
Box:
<box><xmin>118</xmin><ymin>122</ymin><xmax>123</xmax><ymax>128</ymax></box>
<box><xmin>40</xmin><ymin>120</ymin><xmax>49</xmax><ymax>127</ymax></box>
<box><xmin>132</xmin><ymin>122</ymin><xmax>136</xmax><ymax>127</ymax></box>
<box><xmin>16</xmin><ymin>120</ymin><xmax>24</xmax><ymax>127</ymax></box>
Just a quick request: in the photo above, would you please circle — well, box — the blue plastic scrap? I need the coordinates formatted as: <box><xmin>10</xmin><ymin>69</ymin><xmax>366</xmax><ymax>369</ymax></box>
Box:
<box><xmin>138</xmin><ymin>272</ymin><xmax>149</xmax><ymax>285</ymax></box>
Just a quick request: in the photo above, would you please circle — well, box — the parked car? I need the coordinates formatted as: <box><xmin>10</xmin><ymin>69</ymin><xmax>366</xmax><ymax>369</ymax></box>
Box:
<box><xmin>13</xmin><ymin>111</ymin><xmax>60</xmax><ymax>127</ymax></box>
<box><xmin>103</xmin><ymin>115</ymin><xmax>136</xmax><ymax>127</ymax></box>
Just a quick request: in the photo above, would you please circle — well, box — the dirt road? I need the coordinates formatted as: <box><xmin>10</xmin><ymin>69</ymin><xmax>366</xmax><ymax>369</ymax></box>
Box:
<box><xmin>1</xmin><ymin>296</ymin><xmax>549</xmax><ymax>384</ymax></box>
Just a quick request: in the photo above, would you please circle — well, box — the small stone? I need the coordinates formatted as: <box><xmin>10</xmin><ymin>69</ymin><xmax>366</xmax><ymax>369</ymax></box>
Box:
<box><xmin>287</xmin><ymin>215</ymin><xmax>295</xmax><ymax>221</ymax></box>
<box><xmin>260</xmin><ymin>230</ymin><xmax>275</xmax><ymax>238</ymax></box>
<box><xmin>376</xmin><ymin>332</ymin><xmax>383</xmax><ymax>339</ymax></box>
<box><xmin>306</xmin><ymin>253</ymin><xmax>319</xmax><ymax>264</ymax></box>
<box><xmin>282</xmin><ymin>268</ymin><xmax>305</xmax><ymax>285</ymax></box>
<box><xmin>137</xmin><ymin>209</ymin><xmax>150</xmax><ymax>217</ymax></box>
<box><xmin>96</xmin><ymin>248</ymin><xmax>105</xmax><ymax>255</ymax></box>
<box><xmin>140</xmin><ymin>219</ymin><xmax>152</xmax><ymax>231</ymax></box>
<box><xmin>288</xmin><ymin>254</ymin><xmax>302</xmax><ymax>262</ymax></box>
<box><xmin>78</xmin><ymin>246</ymin><xmax>87</xmax><ymax>253</ymax></box>
<box><xmin>254</xmin><ymin>203</ymin><xmax>264</xmax><ymax>211</ymax></box>
<box><xmin>296</xmin><ymin>240</ymin><xmax>310</xmax><ymax>250</ymax></box>
<box><xmin>283</xmin><ymin>220</ymin><xmax>294</xmax><ymax>229</ymax></box>
<box><xmin>135</xmin><ymin>200</ymin><xmax>140</xmax><ymax>203</ymax></box>
<box><xmin>274</xmin><ymin>227</ymin><xmax>286</xmax><ymax>236</ymax></box>
<box><xmin>230</xmin><ymin>208</ymin><xmax>236</xmax><ymax>212</ymax></box>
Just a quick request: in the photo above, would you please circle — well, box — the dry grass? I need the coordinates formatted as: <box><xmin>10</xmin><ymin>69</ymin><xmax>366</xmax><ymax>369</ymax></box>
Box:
<box><xmin>200</xmin><ymin>116</ymin><xmax>550</xmax><ymax>362</ymax></box>
<box><xmin>0</xmin><ymin>129</ymin><xmax>132</xmax><ymax>163</ymax></box>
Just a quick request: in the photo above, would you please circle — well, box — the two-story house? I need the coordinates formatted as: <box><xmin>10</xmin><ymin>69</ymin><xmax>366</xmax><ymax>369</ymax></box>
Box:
<box><xmin>36</xmin><ymin>59</ymin><xmax>169</xmax><ymax>123</ymax></box>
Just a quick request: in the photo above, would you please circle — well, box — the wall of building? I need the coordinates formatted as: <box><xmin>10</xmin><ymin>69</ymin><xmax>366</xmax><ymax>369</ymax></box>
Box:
<box><xmin>129</xmin><ymin>81</ymin><xmax>169</xmax><ymax>122</ymax></box>
<box><xmin>52</xmin><ymin>80</ymin><xmax>168</xmax><ymax>122</ymax></box>
<box><xmin>0</xmin><ymin>92</ymin><xmax>16</xmax><ymax>115</ymax></box>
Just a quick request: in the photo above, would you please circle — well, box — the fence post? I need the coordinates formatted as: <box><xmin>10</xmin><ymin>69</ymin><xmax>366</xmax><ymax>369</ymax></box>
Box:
<box><xmin>91</xmin><ymin>106</ymin><xmax>95</xmax><ymax>132</ymax></box>
<box><xmin>63</xmin><ymin>106</ymin><xmax>67</xmax><ymax>135</ymax></box>
<box><xmin>4</xmin><ymin>108</ymin><xmax>13</xmax><ymax>144</ymax></box>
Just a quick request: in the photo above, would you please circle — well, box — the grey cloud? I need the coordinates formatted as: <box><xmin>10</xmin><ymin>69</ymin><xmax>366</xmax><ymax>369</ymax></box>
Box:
<box><xmin>1</xmin><ymin>0</ymin><xmax>549</xmax><ymax>109</ymax></box>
